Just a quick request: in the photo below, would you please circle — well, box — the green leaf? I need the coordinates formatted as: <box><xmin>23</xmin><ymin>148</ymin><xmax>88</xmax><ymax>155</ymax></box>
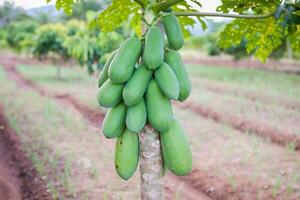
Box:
<box><xmin>46</xmin><ymin>0</ymin><xmax>76</xmax><ymax>15</ymax></box>
<box><xmin>218</xmin><ymin>0</ymin><xmax>281</xmax><ymax>14</ymax></box>
<box><xmin>172</xmin><ymin>1</ymin><xmax>207</xmax><ymax>37</ymax></box>
<box><xmin>219</xmin><ymin>18</ymin><xmax>284</xmax><ymax>62</ymax></box>
<box><xmin>91</xmin><ymin>0</ymin><xmax>141</xmax><ymax>35</ymax></box>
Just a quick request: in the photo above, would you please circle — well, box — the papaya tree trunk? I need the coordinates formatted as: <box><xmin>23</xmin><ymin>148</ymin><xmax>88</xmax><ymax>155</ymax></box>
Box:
<box><xmin>139</xmin><ymin>5</ymin><xmax>163</xmax><ymax>200</ymax></box>
<box><xmin>139</xmin><ymin>125</ymin><xmax>163</xmax><ymax>200</ymax></box>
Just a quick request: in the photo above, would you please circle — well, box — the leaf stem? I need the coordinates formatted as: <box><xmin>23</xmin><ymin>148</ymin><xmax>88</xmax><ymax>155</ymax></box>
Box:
<box><xmin>152</xmin><ymin>0</ymin><xmax>184</xmax><ymax>12</ymax></box>
<box><xmin>174</xmin><ymin>12</ymin><xmax>274</xmax><ymax>19</ymax></box>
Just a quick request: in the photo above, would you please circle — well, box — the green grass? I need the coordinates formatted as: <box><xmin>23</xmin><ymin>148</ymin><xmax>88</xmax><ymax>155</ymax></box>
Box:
<box><xmin>17</xmin><ymin>64</ymin><xmax>99</xmax><ymax>108</ymax></box>
<box><xmin>188</xmin><ymin>64</ymin><xmax>300</xmax><ymax>98</ymax></box>
<box><xmin>18</xmin><ymin>64</ymin><xmax>93</xmax><ymax>84</ymax></box>
<box><xmin>0</xmin><ymin>69</ymin><xmax>140</xmax><ymax>199</ymax></box>
<box><xmin>5</xmin><ymin>61</ymin><xmax>300</xmax><ymax>199</ymax></box>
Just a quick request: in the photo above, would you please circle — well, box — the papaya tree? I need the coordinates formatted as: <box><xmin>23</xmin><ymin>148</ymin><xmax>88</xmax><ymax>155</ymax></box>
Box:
<box><xmin>47</xmin><ymin>0</ymin><xmax>300</xmax><ymax>199</ymax></box>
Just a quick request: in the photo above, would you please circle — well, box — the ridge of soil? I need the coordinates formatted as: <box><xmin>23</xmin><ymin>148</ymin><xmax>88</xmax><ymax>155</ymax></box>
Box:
<box><xmin>194</xmin><ymin>79</ymin><xmax>300</xmax><ymax>111</ymax></box>
<box><xmin>0</xmin><ymin>60</ymin><xmax>269</xmax><ymax>200</ymax></box>
<box><xmin>183</xmin><ymin>56</ymin><xmax>300</xmax><ymax>74</ymax></box>
<box><xmin>2</xmin><ymin>62</ymin><xmax>106</xmax><ymax>126</ymax></box>
<box><xmin>0</xmin><ymin>104</ymin><xmax>52</xmax><ymax>200</ymax></box>
<box><xmin>2</xmin><ymin>58</ymin><xmax>213</xmax><ymax>200</ymax></box>
<box><xmin>179</xmin><ymin>101</ymin><xmax>300</xmax><ymax>150</ymax></box>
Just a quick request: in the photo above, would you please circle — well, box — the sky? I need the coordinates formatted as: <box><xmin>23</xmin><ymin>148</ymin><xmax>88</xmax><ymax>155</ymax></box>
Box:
<box><xmin>0</xmin><ymin>0</ymin><xmax>222</xmax><ymax>11</ymax></box>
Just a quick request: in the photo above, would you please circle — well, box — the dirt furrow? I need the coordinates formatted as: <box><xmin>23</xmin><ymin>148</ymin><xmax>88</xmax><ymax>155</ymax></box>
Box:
<box><xmin>0</xmin><ymin>59</ymin><xmax>222</xmax><ymax>200</ymax></box>
<box><xmin>179</xmin><ymin>101</ymin><xmax>300</xmax><ymax>150</ymax></box>
<box><xmin>3</xmin><ymin>63</ymin><xmax>106</xmax><ymax>126</ymax></box>
<box><xmin>1</xmin><ymin>62</ymin><xmax>214</xmax><ymax>199</ymax></box>
<box><xmin>0</xmin><ymin>105</ymin><xmax>52</xmax><ymax>200</ymax></box>
<box><xmin>1</xmin><ymin>61</ymin><xmax>273</xmax><ymax>200</ymax></box>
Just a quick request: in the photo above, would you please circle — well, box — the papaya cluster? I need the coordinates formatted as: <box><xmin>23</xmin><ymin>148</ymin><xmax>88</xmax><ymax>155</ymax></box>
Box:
<box><xmin>97</xmin><ymin>13</ymin><xmax>192</xmax><ymax>180</ymax></box>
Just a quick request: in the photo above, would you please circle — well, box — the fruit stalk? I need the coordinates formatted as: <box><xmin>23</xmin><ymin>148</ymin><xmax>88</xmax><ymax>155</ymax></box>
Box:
<box><xmin>139</xmin><ymin>125</ymin><xmax>163</xmax><ymax>200</ymax></box>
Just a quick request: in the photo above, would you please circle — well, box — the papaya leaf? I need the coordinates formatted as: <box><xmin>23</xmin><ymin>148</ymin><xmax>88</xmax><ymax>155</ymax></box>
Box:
<box><xmin>91</xmin><ymin>0</ymin><xmax>141</xmax><ymax>35</ymax></box>
<box><xmin>219</xmin><ymin>18</ymin><xmax>284</xmax><ymax>62</ymax></box>
<box><xmin>172</xmin><ymin>1</ymin><xmax>206</xmax><ymax>37</ymax></box>
<box><xmin>46</xmin><ymin>0</ymin><xmax>76</xmax><ymax>15</ymax></box>
<box><xmin>218</xmin><ymin>0</ymin><xmax>281</xmax><ymax>14</ymax></box>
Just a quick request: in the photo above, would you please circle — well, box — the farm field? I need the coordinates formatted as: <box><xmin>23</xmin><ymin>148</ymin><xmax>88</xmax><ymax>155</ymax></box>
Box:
<box><xmin>0</xmin><ymin>53</ymin><xmax>300</xmax><ymax>200</ymax></box>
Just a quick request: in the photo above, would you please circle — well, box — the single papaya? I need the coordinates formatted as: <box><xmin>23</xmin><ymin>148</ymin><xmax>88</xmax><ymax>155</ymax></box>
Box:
<box><xmin>165</xmin><ymin>50</ymin><xmax>191</xmax><ymax>101</ymax></box>
<box><xmin>115</xmin><ymin>129</ymin><xmax>139</xmax><ymax>180</ymax></box>
<box><xmin>102</xmin><ymin>102</ymin><xmax>126</xmax><ymax>138</ymax></box>
<box><xmin>154</xmin><ymin>62</ymin><xmax>179</xmax><ymax>100</ymax></box>
<box><xmin>143</xmin><ymin>26</ymin><xmax>164</xmax><ymax>69</ymax></box>
<box><xmin>161</xmin><ymin>119</ymin><xmax>192</xmax><ymax>176</ymax></box>
<box><xmin>162</xmin><ymin>14</ymin><xmax>184</xmax><ymax>50</ymax></box>
<box><xmin>123</xmin><ymin>64</ymin><xmax>152</xmax><ymax>106</ymax></box>
<box><xmin>97</xmin><ymin>79</ymin><xmax>124</xmax><ymax>108</ymax></box>
<box><xmin>126</xmin><ymin>98</ymin><xmax>147</xmax><ymax>133</ymax></box>
<box><xmin>145</xmin><ymin>79</ymin><xmax>173</xmax><ymax>133</ymax></box>
<box><xmin>97</xmin><ymin>51</ymin><xmax>116</xmax><ymax>88</ymax></box>
<box><xmin>108</xmin><ymin>37</ymin><xmax>142</xmax><ymax>83</ymax></box>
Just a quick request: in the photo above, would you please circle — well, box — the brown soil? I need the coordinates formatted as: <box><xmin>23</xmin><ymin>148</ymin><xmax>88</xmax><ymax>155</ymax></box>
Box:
<box><xmin>182</xmin><ymin>169</ymin><xmax>267</xmax><ymax>200</ymax></box>
<box><xmin>5</xmin><ymin>54</ymin><xmax>299</xmax><ymax>199</ymax></box>
<box><xmin>178</xmin><ymin>101</ymin><xmax>300</xmax><ymax>150</ymax></box>
<box><xmin>0</xmin><ymin>57</ymin><xmax>272</xmax><ymax>200</ymax></box>
<box><xmin>1</xmin><ymin>60</ymin><xmax>105</xmax><ymax>127</ymax></box>
<box><xmin>1</xmin><ymin>54</ymin><xmax>213</xmax><ymax>200</ymax></box>
<box><xmin>0</xmin><ymin>105</ymin><xmax>51</xmax><ymax>200</ymax></box>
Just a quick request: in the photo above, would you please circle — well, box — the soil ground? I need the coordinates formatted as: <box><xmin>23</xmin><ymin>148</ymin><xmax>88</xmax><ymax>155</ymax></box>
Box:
<box><xmin>0</xmin><ymin>53</ymin><xmax>300</xmax><ymax>199</ymax></box>
<box><xmin>0</xmin><ymin>105</ymin><xmax>51</xmax><ymax>200</ymax></box>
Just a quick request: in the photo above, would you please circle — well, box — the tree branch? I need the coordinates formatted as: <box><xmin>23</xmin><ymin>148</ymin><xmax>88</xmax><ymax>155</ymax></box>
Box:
<box><xmin>152</xmin><ymin>0</ymin><xmax>185</xmax><ymax>12</ymax></box>
<box><xmin>173</xmin><ymin>12</ymin><xmax>274</xmax><ymax>19</ymax></box>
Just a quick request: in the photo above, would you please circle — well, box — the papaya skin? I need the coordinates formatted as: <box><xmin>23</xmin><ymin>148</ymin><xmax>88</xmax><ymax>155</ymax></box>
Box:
<box><xmin>123</xmin><ymin>64</ymin><xmax>152</xmax><ymax>106</ymax></box>
<box><xmin>108</xmin><ymin>37</ymin><xmax>142</xmax><ymax>84</ymax></box>
<box><xmin>161</xmin><ymin>119</ymin><xmax>192</xmax><ymax>176</ymax></box>
<box><xmin>115</xmin><ymin>129</ymin><xmax>139</xmax><ymax>180</ymax></box>
<box><xmin>97</xmin><ymin>79</ymin><xmax>124</xmax><ymax>108</ymax></box>
<box><xmin>97</xmin><ymin>51</ymin><xmax>116</xmax><ymax>88</ymax></box>
<box><xmin>162</xmin><ymin>13</ymin><xmax>184</xmax><ymax>50</ymax></box>
<box><xmin>145</xmin><ymin>79</ymin><xmax>173</xmax><ymax>133</ymax></box>
<box><xmin>143</xmin><ymin>26</ymin><xmax>164</xmax><ymax>70</ymax></box>
<box><xmin>126</xmin><ymin>98</ymin><xmax>147</xmax><ymax>133</ymax></box>
<box><xmin>102</xmin><ymin>102</ymin><xmax>127</xmax><ymax>138</ymax></box>
<box><xmin>154</xmin><ymin>62</ymin><xmax>179</xmax><ymax>100</ymax></box>
<box><xmin>165</xmin><ymin>50</ymin><xmax>191</xmax><ymax>101</ymax></box>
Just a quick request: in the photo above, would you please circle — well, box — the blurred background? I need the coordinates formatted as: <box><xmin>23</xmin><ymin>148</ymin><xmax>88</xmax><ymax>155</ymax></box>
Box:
<box><xmin>0</xmin><ymin>0</ymin><xmax>300</xmax><ymax>199</ymax></box>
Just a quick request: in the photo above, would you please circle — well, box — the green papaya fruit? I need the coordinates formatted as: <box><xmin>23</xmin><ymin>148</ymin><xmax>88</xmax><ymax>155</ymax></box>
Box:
<box><xmin>154</xmin><ymin>62</ymin><xmax>179</xmax><ymax>100</ymax></box>
<box><xmin>165</xmin><ymin>50</ymin><xmax>191</xmax><ymax>101</ymax></box>
<box><xmin>97</xmin><ymin>51</ymin><xmax>116</xmax><ymax>88</ymax></box>
<box><xmin>115</xmin><ymin>129</ymin><xmax>139</xmax><ymax>180</ymax></box>
<box><xmin>108</xmin><ymin>37</ymin><xmax>142</xmax><ymax>83</ymax></box>
<box><xmin>102</xmin><ymin>102</ymin><xmax>126</xmax><ymax>138</ymax></box>
<box><xmin>97</xmin><ymin>79</ymin><xmax>124</xmax><ymax>108</ymax></box>
<box><xmin>123</xmin><ymin>64</ymin><xmax>152</xmax><ymax>106</ymax></box>
<box><xmin>143</xmin><ymin>26</ymin><xmax>164</xmax><ymax>69</ymax></box>
<box><xmin>162</xmin><ymin>14</ymin><xmax>184</xmax><ymax>50</ymax></box>
<box><xmin>145</xmin><ymin>79</ymin><xmax>173</xmax><ymax>133</ymax></box>
<box><xmin>161</xmin><ymin>119</ymin><xmax>192</xmax><ymax>176</ymax></box>
<box><xmin>126</xmin><ymin>98</ymin><xmax>147</xmax><ymax>133</ymax></box>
